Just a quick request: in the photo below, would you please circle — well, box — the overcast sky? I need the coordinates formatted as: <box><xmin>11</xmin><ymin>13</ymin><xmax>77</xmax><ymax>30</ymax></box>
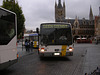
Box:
<box><xmin>0</xmin><ymin>0</ymin><xmax>100</xmax><ymax>30</ymax></box>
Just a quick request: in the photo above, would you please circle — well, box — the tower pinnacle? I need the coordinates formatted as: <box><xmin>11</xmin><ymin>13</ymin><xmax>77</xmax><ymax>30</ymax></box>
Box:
<box><xmin>58</xmin><ymin>0</ymin><xmax>62</xmax><ymax>8</ymax></box>
<box><xmin>89</xmin><ymin>5</ymin><xmax>93</xmax><ymax>20</ymax></box>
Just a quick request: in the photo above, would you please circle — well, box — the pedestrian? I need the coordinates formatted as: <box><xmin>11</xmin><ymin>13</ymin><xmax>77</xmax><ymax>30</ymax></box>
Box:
<box><xmin>27</xmin><ymin>40</ymin><xmax>30</xmax><ymax>52</ymax></box>
<box><xmin>25</xmin><ymin>39</ymin><xmax>28</xmax><ymax>51</ymax></box>
<box><xmin>95</xmin><ymin>37</ymin><xmax>98</xmax><ymax>45</ymax></box>
<box><xmin>30</xmin><ymin>40</ymin><xmax>33</xmax><ymax>52</ymax></box>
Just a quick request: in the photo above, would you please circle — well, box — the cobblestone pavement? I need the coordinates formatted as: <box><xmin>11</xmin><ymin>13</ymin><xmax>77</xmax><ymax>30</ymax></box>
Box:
<box><xmin>83</xmin><ymin>44</ymin><xmax>100</xmax><ymax>74</ymax></box>
<box><xmin>0</xmin><ymin>43</ymin><xmax>100</xmax><ymax>75</ymax></box>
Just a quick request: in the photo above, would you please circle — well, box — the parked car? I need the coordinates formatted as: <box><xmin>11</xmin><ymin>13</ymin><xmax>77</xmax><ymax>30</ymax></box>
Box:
<box><xmin>76</xmin><ymin>37</ymin><xmax>92</xmax><ymax>43</ymax></box>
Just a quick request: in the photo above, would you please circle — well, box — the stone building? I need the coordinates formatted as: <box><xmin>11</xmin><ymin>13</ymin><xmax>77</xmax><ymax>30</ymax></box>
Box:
<box><xmin>95</xmin><ymin>15</ymin><xmax>100</xmax><ymax>41</ymax></box>
<box><xmin>95</xmin><ymin>7</ymin><xmax>100</xmax><ymax>42</ymax></box>
<box><xmin>55</xmin><ymin>0</ymin><xmax>95</xmax><ymax>40</ymax></box>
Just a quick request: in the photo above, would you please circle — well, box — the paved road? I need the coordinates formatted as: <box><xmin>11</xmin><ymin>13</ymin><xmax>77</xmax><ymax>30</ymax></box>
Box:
<box><xmin>0</xmin><ymin>43</ymin><xmax>100</xmax><ymax>75</ymax></box>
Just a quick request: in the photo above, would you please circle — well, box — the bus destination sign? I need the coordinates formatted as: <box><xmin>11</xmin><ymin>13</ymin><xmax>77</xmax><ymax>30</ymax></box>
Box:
<box><xmin>42</xmin><ymin>25</ymin><xmax>69</xmax><ymax>28</ymax></box>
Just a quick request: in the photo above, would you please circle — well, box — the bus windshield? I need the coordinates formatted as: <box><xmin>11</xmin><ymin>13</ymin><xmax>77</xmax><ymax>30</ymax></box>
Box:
<box><xmin>40</xmin><ymin>24</ymin><xmax>72</xmax><ymax>45</ymax></box>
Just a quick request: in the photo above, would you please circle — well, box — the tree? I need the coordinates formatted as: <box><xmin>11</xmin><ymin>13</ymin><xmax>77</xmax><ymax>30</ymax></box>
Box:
<box><xmin>1</xmin><ymin>0</ymin><xmax>25</xmax><ymax>39</ymax></box>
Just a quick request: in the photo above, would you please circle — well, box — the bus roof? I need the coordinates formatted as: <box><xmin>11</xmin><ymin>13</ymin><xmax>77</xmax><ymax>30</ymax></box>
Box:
<box><xmin>29</xmin><ymin>33</ymin><xmax>38</xmax><ymax>36</ymax></box>
<box><xmin>0</xmin><ymin>7</ymin><xmax>16</xmax><ymax>15</ymax></box>
<box><xmin>41</xmin><ymin>23</ymin><xmax>71</xmax><ymax>25</ymax></box>
<box><xmin>24</xmin><ymin>34</ymin><xmax>29</xmax><ymax>37</ymax></box>
<box><xmin>24</xmin><ymin>33</ymin><xmax>38</xmax><ymax>37</ymax></box>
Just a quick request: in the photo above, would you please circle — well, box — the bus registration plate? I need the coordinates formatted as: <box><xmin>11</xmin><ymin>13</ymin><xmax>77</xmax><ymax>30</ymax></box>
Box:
<box><xmin>54</xmin><ymin>53</ymin><xmax>60</xmax><ymax>56</ymax></box>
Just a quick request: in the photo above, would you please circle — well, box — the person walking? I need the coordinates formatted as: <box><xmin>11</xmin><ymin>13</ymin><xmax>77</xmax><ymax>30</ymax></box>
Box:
<box><xmin>27</xmin><ymin>40</ymin><xmax>30</xmax><ymax>52</ymax></box>
<box><xmin>30</xmin><ymin>40</ymin><xmax>33</xmax><ymax>52</ymax></box>
<box><xmin>25</xmin><ymin>39</ymin><xmax>28</xmax><ymax>51</ymax></box>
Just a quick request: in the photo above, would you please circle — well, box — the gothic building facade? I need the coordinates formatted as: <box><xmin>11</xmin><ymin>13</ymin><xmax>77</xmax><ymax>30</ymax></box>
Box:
<box><xmin>94</xmin><ymin>7</ymin><xmax>100</xmax><ymax>42</ymax></box>
<box><xmin>55</xmin><ymin>0</ymin><xmax>95</xmax><ymax>40</ymax></box>
<box><xmin>95</xmin><ymin>16</ymin><xmax>100</xmax><ymax>41</ymax></box>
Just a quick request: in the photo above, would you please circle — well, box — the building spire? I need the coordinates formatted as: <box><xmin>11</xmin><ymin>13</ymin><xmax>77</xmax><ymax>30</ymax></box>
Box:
<box><xmin>89</xmin><ymin>5</ymin><xmax>93</xmax><ymax>20</ymax></box>
<box><xmin>63</xmin><ymin>0</ymin><xmax>65</xmax><ymax>7</ymax></box>
<box><xmin>55</xmin><ymin>0</ymin><xmax>57</xmax><ymax>8</ymax></box>
<box><xmin>58</xmin><ymin>0</ymin><xmax>62</xmax><ymax>8</ymax></box>
<box><xmin>63</xmin><ymin>0</ymin><xmax>66</xmax><ymax>18</ymax></box>
<box><xmin>59</xmin><ymin>0</ymin><xmax>61</xmax><ymax>3</ymax></box>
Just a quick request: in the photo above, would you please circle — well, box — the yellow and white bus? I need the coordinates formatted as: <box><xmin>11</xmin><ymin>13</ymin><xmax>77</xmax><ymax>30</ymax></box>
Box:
<box><xmin>0</xmin><ymin>7</ymin><xmax>18</xmax><ymax>70</ymax></box>
<box><xmin>38</xmin><ymin>23</ymin><xmax>74</xmax><ymax>57</ymax></box>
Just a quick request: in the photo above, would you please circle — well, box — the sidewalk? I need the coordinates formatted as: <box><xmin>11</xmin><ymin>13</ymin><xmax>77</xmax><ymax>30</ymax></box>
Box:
<box><xmin>17</xmin><ymin>42</ymin><xmax>35</xmax><ymax>57</ymax></box>
<box><xmin>83</xmin><ymin>43</ymin><xmax>100</xmax><ymax>74</ymax></box>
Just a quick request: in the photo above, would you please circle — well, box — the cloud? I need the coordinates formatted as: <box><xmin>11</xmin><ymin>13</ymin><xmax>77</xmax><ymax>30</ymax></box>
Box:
<box><xmin>0</xmin><ymin>0</ymin><xmax>100</xmax><ymax>30</ymax></box>
<box><xmin>17</xmin><ymin>0</ymin><xmax>55</xmax><ymax>30</ymax></box>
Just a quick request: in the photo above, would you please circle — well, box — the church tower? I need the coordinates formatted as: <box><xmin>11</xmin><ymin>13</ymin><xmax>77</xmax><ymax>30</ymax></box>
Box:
<box><xmin>55</xmin><ymin>0</ymin><xmax>66</xmax><ymax>22</ymax></box>
<box><xmin>89</xmin><ymin>5</ymin><xmax>93</xmax><ymax>21</ymax></box>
